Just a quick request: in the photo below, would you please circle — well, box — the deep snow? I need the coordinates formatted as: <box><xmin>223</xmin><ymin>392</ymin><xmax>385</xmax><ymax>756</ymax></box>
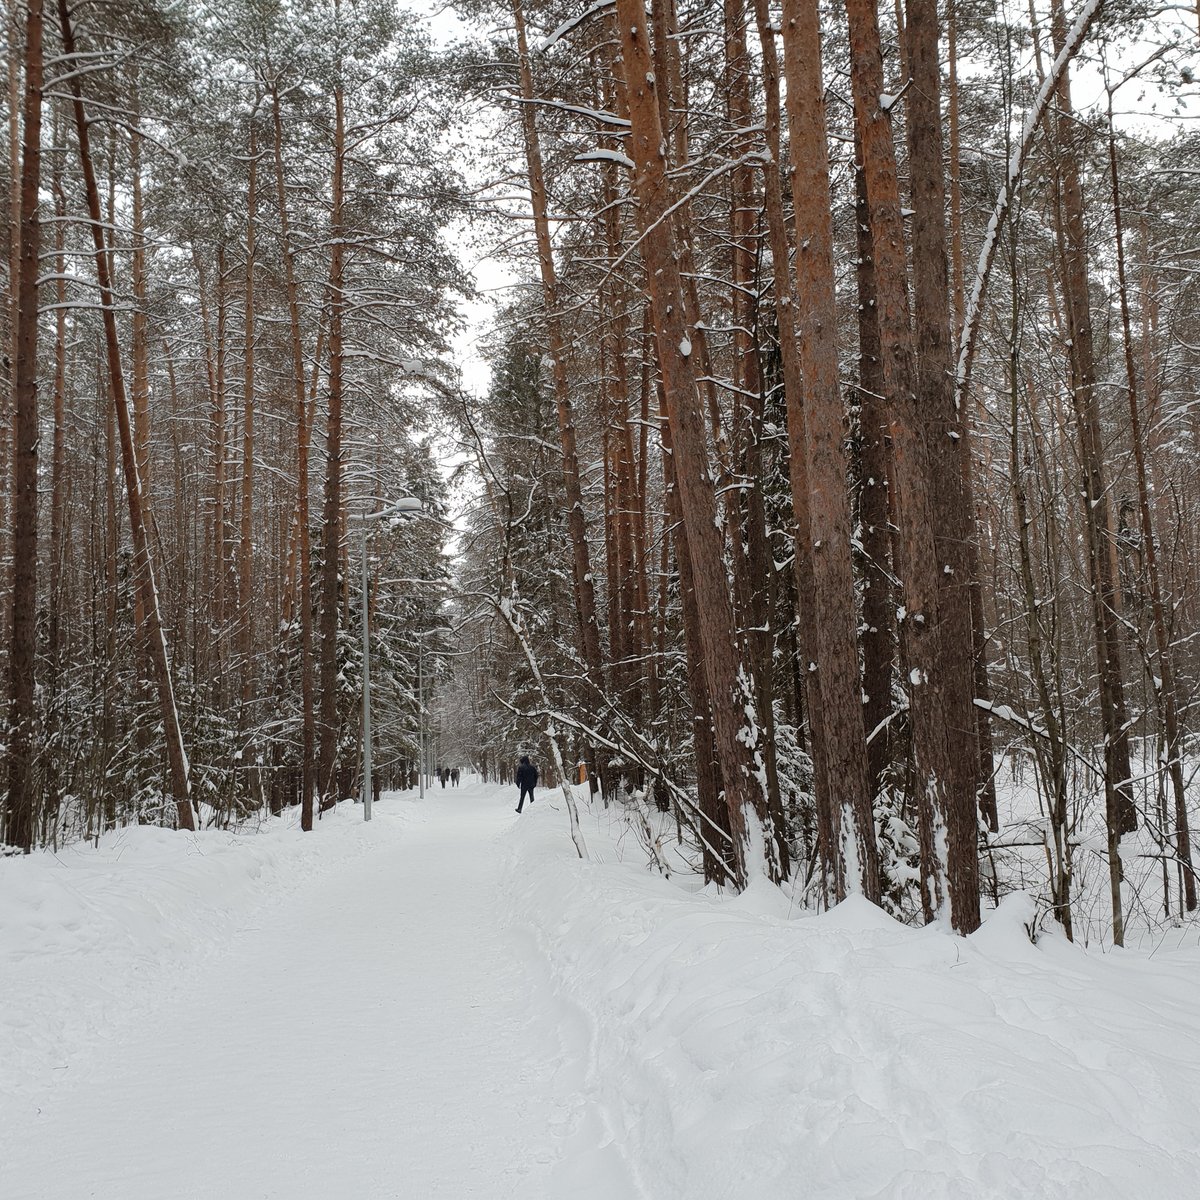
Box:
<box><xmin>0</xmin><ymin>786</ymin><xmax>635</xmax><ymax>1199</ymax></box>
<box><xmin>4</xmin><ymin>780</ymin><xmax>1200</xmax><ymax>1198</ymax></box>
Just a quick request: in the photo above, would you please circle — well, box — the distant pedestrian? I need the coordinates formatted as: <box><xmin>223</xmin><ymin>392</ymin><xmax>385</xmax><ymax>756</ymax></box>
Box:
<box><xmin>451</xmin><ymin>767</ymin><xmax>460</xmax><ymax>786</ymax></box>
<box><xmin>515</xmin><ymin>755</ymin><xmax>538</xmax><ymax>813</ymax></box>
<box><xmin>439</xmin><ymin>767</ymin><xmax>448</xmax><ymax>789</ymax></box>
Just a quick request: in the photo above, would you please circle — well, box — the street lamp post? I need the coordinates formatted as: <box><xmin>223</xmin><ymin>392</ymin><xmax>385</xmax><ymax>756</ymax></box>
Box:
<box><xmin>359</xmin><ymin>496</ymin><xmax>423</xmax><ymax>822</ymax></box>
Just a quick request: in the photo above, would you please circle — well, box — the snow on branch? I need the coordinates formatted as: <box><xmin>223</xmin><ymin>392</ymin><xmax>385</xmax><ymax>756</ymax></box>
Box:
<box><xmin>498</xmin><ymin>92</ymin><xmax>631</xmax><ymax>129</ymax></box>
<box><xmin>973</xmin><ymin>698</ymin><xmax>1049</xmax><ymax>740</ymax></box>
<box><xmin>575</xmin><ymin>148</ymin><xmax>635</xmax><ymax>169</ymax></box>
<box><xmin>974</xmin><ymin>699</ymin><xmax>1104</xmax><ymax>777</ymax></box>
<box><xmin>955</xmin><ymin>0</ymin><xmax>1105</xmax><ymax>412</ymax></box>
<box><xmin>537</xmin><ymin>0</ymin><xmax>617</xmax><ymax>53</ymax></box>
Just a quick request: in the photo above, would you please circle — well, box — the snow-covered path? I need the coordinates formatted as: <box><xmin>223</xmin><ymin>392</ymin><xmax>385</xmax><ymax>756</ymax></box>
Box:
<box><xmin>2</xmin><ymin>784</ymin><xmax>634</xmax><ymax>1200</ymax></box>
<box><xmin>11</xmin><ymin>778</ymin><xmax>1200</xmax><ymax>1199</ymax></box>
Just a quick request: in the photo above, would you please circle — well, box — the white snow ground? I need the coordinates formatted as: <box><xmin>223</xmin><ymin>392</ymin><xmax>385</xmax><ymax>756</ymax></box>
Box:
<box><xmin>0</xmin><ymin>783</ymin><xmax>636</xmax><ymax>1200</ymax></box>
<box><xmin>4</xmin><ymin>779</ymin><xmax>1200</xmax><ymax>1199</ymax></box>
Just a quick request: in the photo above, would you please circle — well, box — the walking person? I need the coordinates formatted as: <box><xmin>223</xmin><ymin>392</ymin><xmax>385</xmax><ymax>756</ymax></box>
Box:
<box><xmin>515</xmin><ymin>755</ymin><xmax>538</xmax><ymax>813</ymax></box>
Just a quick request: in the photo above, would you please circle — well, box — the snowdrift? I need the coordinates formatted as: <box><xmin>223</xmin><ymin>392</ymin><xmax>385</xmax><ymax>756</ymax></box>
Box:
<box><xmin>506</xmin><ymin>795</ymin><xmax>1200</xmax><ymax>1199</ymax></box>
<box><xmin>0</xmin><ymin>802</ymin><xmax>396</xmax><ymax>1106</ymax></box>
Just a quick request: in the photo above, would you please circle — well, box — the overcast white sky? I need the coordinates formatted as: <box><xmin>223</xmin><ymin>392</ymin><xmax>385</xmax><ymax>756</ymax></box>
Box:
<box><xmin>418</xmin><ymin>1</ymin><xmax>522</xmax><ymax>399</ymax></box>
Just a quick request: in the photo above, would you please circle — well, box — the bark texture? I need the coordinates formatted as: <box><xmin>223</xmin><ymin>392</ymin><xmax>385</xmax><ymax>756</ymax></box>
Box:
<box><xmin>60</xmin><ymin>0</ymin><xmax>194</xmax><ymax>831</ymax></box>
<box><xmin>6</xmin><ymin>0</ymin><xmax>45</xmax><ymax>850</ymax></box>
<box><xmin>780</xmin><ymin>0</ymin><xmax>880</xmax><ymax>902</ymax></box>
<box><xmin>615</xmin><ymin>0</ymin><xmax>782</xmax><ymax>886</ymax></box>
<box><xmin>905</xmin><ymin>0</ymin><xmax>982</xmax><ymax>928</ymax></box>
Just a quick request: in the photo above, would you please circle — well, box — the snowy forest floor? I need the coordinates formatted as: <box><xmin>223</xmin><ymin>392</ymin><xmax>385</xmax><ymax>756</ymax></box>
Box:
<box><xmin>4</xmin><ymin>780</ymin><xmax>1200</xmax><ymax>1199</ymax></box>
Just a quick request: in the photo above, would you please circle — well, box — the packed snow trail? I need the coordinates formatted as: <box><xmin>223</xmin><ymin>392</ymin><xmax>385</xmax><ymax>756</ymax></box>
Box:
<box><xmin>1</xmin><ymin>783</ymin><xmax>637</xmax><ymax>1200</ymax></box>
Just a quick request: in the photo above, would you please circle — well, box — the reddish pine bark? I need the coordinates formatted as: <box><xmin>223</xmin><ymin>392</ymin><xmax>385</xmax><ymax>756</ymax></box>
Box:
<box><xmin>749</xmin><ymin>0</ymin><xmax>836</xmax><ymax>891</ymax></box>
<box><xmin>844</xmin><ymin>0</ymin><xmax>966</xmax><ymax>926</ymax></box>
<box><xmin>904</xmin><ymin>0</ymin><xmax>983</xmax><ymax>922</ymax></box>
<box><xmin>1047</xmin><ymin>5</ymin><xmax>1135</xmax><ymax>957</ymax></box>
<box><xmin>318</xmin><ymin>80</ymin><xmax>347</xmax><ymax>809</ymax></box>
<box><xmin>778</xmin><ymin>0</ymin><xmax>881</xmax><ymax>902</ymax></box>
<box><xmin>269</xmin><ymin>81</ymin><xmax>317</xmax><ymax>831</ymax></box>
<box><xmin>6</xmin><ymin>0</ymin><xmax>45</xmax><ymax>850</ymax></box>
<box><xmin>511</xmin><ymin>0</ymin><xmax>606</xmax><ymax>702</ymax></box>
<box><xmin>851</xmin><ymin>148</ymin><xmax>895</xmax><ymax>802</ymax></box>
<box><xmin>725</xmin><ymin>0</ymin><xmax>786</xmax><ymax>861</ymax></box>
<box><xmin>239</xmin><ymin>115</ymin><xmax>258</xmax><ymax>706</ymax></box>
<box><xmin>661</xmin><ymin>410</ymin><xmax>733</xmax><ymax>882</ymax></box>
<box><xmin>615</xmin><ymin>0</ymin><xmax>782</xmax><ymax>885</ymax></box>
<box><xmin>60</xmin><ymin>0</ymin><xmax>194</xmax><ymax>831</ymax></box>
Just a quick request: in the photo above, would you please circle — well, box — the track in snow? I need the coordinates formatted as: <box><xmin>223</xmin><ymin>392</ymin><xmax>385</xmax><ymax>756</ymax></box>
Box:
<box><xmin>3</xmin><ymin>783</ymin><xmax>637</xmax><ymax>1200</ymax></box>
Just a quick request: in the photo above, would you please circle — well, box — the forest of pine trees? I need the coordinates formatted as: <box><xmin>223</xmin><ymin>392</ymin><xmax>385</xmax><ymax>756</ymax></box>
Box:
<box><xmin>3</xmin><ymin>0</ymin><xmax>1199</xmax><ymax>945</ymax></box>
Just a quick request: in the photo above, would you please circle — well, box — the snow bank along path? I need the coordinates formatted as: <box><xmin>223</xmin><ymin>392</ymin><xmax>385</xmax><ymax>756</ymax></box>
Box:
<box><xmin>1</xmin><ymin>783</ymin><xmax>636</xmax><ymax>1200</ymax></box>
<box><xmin>513</xmin><ymin>802</ymin><xmax>1200</xmax><ymax>1200</ymax></box>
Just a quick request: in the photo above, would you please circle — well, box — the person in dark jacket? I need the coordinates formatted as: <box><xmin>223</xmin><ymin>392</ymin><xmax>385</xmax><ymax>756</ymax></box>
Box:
<box><xmin>515</xmin><ymin>755</ymin><xmax>538</xmax><ymax>813</ymax></box>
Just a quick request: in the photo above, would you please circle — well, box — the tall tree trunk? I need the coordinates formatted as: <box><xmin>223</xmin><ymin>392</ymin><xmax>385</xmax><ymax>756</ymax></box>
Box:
<box><xmin>46</xmin><ymin>106</ymin><xmax>68</xmax><ymax>821</ymax></box>
<box><xmin>634</xmin><ymin>328</ymin><xmax>655</xmax><ymax>724</ymax></box>
<box><xmin>130</xmin><ymin>76</ymin><xmax>150</xmax><ymax>495</ymax></box>
<box><xmin>650</xmin><ymin>0</ymin><xmax>788</xmax><ymax>872</ymax></box>
<box><xmin>851</xmin><ymin>146</ymin><xmax>895</xmax><ymax>802</ymax></box>
<box><xmin>1106</xmin><ymin>96</ymin><xmax>1194</xmax><ymax>911</ymax></box>
<box><xmin>318</xmin><ymin>76</ymin><xmax>346</xmax><ymax>809</ymax></box>
<box><xmin>947</xmin><ymin>0</ymin><xmax>965</xmax><ymax>333</ymax></box>
<box><xmin>725</xmin><ymin>0</ymin><xmax>786</xmax><ymax>863</ymax></box>
<box><xmin>1</xmin><ymin>0</ymin><xmax>21</xmax><ymax>687</ymax></box>
<box><xmin>937</xmin><ymin>0</ymin><xmax>1002</xmax><ymax>834</ymax></box>
<box><xmin>844</xmin><ymin>0</ymin><xmax>964</xmax><ymax>926</ymax></box>
<box><xmin>779</xmin><ymin>0</ymin><xmax>880</xmax><ymax>902</ymax></box>
<box><xmin>510</xmin><ymin>0</ymin><xmax>606</xmax><ymax>706</ymax></box>
<box><xmin>215</xmin><ymin>248</ymin><xmax>229</xmax><ymax>682</ymax></box>
<box><xmin>661</xmin><ymin>409</ymin><xmax>731</xmax><ymax>881</ymax></box>
<box><xmin>60</xmin><ymin>0</ymin><xmax>194</xmax><ymax>830</ymax></box>
<box><xmin>100</xmin><ymin>351</ymin><xmax>118</xmax><ymax>829</ymax></box>
<box><xmin>1047</xmin><ymin>0</ymin><xmax>1133</xmax><ymax>947</ymax></box>
<box><xmin>239</xmin><ymin>115</ymin><xmax>258</xmax><ymax>706</ymax></box>
<box><xmin>193</xmin><ymin>248</ymin><xmax>218</xmax><ymax>675</ymax></box>
<box><xmin>904</xmin><ymin>0</ymin><xmax>983</xmax><ymax>924</ymax></box>
<box><xmin>750</xmin><ymin>0</ymin><xmax>835</xmax><ymax>895</ymax></box>
<box><xmin>647</xmin><ymin>0</ymin><xmax>735</xmax><ymax>491</ymax></box>
<box><xmin>269</xmin><ymin>81</ymin><xmax>317</xmax><ymax>830</ymax></box>
<box><xmin>5</xmin><ymin>0</ymin><xmax>44</xmax><ymax>851</ymax></box>
<box><xmin>615</xmin><ymin>0</ymin><xmax>783</xmax><ymax>886</ymax></box>
<box><xmin>598</xmin><ymin>325</ymin><xmax>625</xmax><ymax>706</ymax></box>
<box><xmin>128</xmin><ymin>77</ymin><xmax>156</xmax><ymax>728</ymax></box>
